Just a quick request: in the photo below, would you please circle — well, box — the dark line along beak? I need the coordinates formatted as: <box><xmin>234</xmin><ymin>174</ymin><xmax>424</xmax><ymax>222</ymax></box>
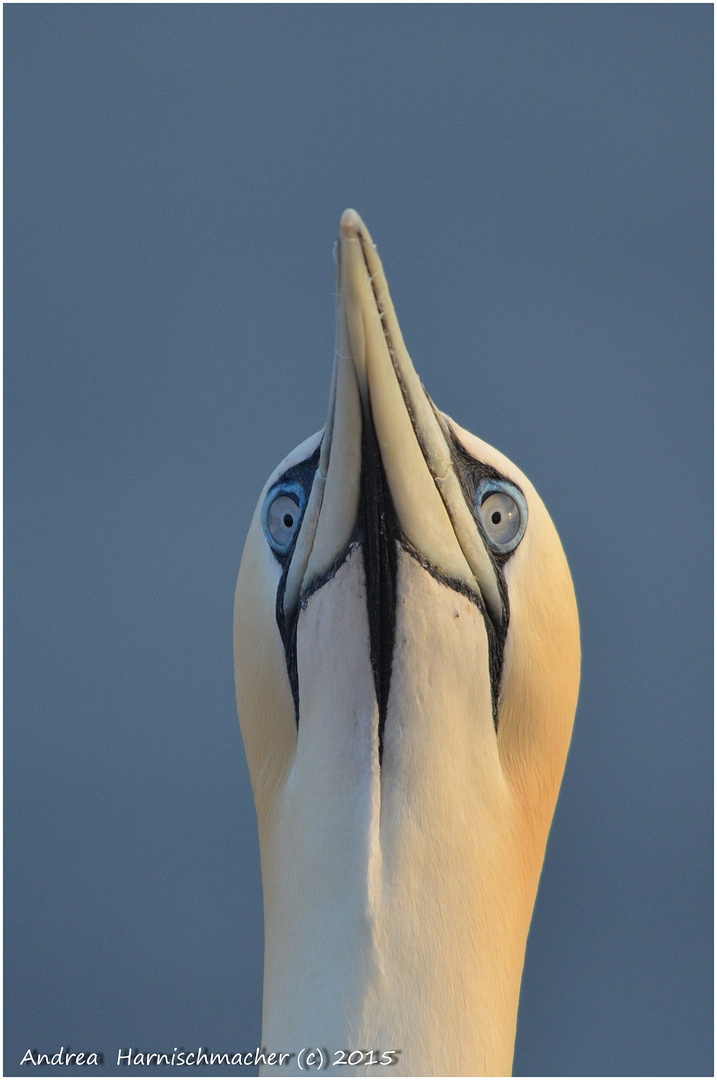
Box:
<box><xmin>288</xmin><ymin>210</ymin><xmax>505</xmax><ymax>625</ymax></box>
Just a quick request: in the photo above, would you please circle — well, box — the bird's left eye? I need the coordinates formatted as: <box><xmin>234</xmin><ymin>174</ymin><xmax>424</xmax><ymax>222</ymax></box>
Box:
<box><xmin>262</xmin><ymin>487</ymin><xmax>303</xmax><ymax>554</ymax></box>
<box><xmin>475</xmin><ymin>480</ymin><xmax>528</xmax><ymax>554</ymax></box>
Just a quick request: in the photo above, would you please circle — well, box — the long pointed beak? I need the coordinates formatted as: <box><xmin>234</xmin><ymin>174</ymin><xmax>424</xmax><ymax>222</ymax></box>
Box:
<box><xmin>284</xmin><ymin>209</ymin><xmax>503</xmax><ymax>629</ymax></box>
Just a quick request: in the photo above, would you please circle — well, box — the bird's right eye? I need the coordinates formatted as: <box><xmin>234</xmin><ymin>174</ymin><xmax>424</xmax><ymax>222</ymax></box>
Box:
<box><xmin>262</xmin><ymin>487</ymin><xmax>303</xmax><ymax>554</ymax></box>
<box><xmin>474</xmin><ymin>479</ymin><xmax>528</xmax><ymax>554</ymax></box>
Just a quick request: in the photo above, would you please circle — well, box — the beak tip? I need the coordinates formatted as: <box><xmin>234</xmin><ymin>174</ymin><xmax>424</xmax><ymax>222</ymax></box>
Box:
<box><xmin>340</xmin><ymin>208</ymin><xmax>363</xmax><ymax>238</ymax></box>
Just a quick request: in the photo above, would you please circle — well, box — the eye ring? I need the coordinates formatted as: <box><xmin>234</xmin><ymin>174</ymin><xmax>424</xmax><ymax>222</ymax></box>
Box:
<box><xmin>261</xmin><ymin>482</ymin><xmax>306</xmax><ymax>555</ymax></box>
<box><xmin>475</xmin><ymin>479</ymin><xmax>528</xmax><ymax>554</ymax></box>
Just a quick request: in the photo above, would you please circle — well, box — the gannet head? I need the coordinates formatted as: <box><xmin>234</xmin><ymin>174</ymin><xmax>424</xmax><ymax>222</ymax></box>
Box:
<box><xmin>234</xmin><ymin>209</ymin><xmax>580</xmax><ymax>1074</ymax></box>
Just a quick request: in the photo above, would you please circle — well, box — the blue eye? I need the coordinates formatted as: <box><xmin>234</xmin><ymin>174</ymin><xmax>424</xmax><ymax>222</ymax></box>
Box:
<box><xmin>475</xmin><ymin>480</ymin><xmax>528</xmax><ymax>554</ymax></box>
<box><xmin>262</xmin><ymin>483</ymin><xmax>305</xmax><ymax>555</ymax></box>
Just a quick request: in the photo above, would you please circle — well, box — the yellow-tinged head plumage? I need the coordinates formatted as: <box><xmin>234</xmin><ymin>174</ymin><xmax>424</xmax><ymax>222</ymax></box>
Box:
<box><xmin>234</xmin><ymin>210</ymin><xmax>580</xmax><ymax>1076</ymax></box>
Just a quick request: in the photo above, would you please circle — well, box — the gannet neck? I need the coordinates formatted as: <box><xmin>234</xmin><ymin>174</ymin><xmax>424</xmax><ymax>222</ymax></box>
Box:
<box><xmin>257</xmin><ymin>547</ymin><xmax>534</xmax><ymax>1077</ymax></box>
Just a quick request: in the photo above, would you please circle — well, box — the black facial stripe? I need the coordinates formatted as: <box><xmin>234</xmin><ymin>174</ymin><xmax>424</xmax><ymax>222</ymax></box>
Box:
<box><xmin>271</xmin><ymin>424</ymin><xmax>520</xmax><ymax>739</ymax></box>
<box><xmin>359</xmin><ymin>407</ymin><xmax>400</xmax><ymax>765</ymax></box>
<box><xmin>276</xmin><ymin>414</ymin><xmax>400</xmax><ymax>762</ymax></box>
<box><xmin>443</xmin><ymin>426</ymin><xmax>526</xmax><ymax>728</ymax></box>
<box><xmin>266</xmin><ymin>450</ymin><xmax>321</xmax><ymax>518</ymax></box>
<box><xmin>446</xmin><ymin>426</ymin><xmax>522</xmax><ymax>566</ymax></box>
<box><xmin>272</xmin><ymin>445</ymin><xmax>320</xmax><ymax>720</ymax></box>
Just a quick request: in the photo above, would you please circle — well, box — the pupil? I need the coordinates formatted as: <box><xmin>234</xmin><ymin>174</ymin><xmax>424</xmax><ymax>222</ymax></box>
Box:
<box><xmin>491</xmin><ymin>511</ymin><xmax>502</xmax><ymax>525</ymax></box>
<box><xmin>283</xmin><ymin>513</ymin><xmax>294</xmax><ymax>528</ymax></box>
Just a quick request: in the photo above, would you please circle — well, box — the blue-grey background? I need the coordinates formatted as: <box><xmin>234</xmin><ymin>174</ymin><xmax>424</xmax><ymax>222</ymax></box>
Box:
<box><xmin>5</xmin><ymin>5</ymin><xmax>712</xmax><ymax>1076</ymax></box>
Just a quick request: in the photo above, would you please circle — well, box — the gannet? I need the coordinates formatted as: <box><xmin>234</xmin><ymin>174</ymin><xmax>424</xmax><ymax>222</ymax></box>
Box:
<box><xmin>234</xmin><ymin>209</ymin><xmax>580</xmax><ymax>1076</ymax></box>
